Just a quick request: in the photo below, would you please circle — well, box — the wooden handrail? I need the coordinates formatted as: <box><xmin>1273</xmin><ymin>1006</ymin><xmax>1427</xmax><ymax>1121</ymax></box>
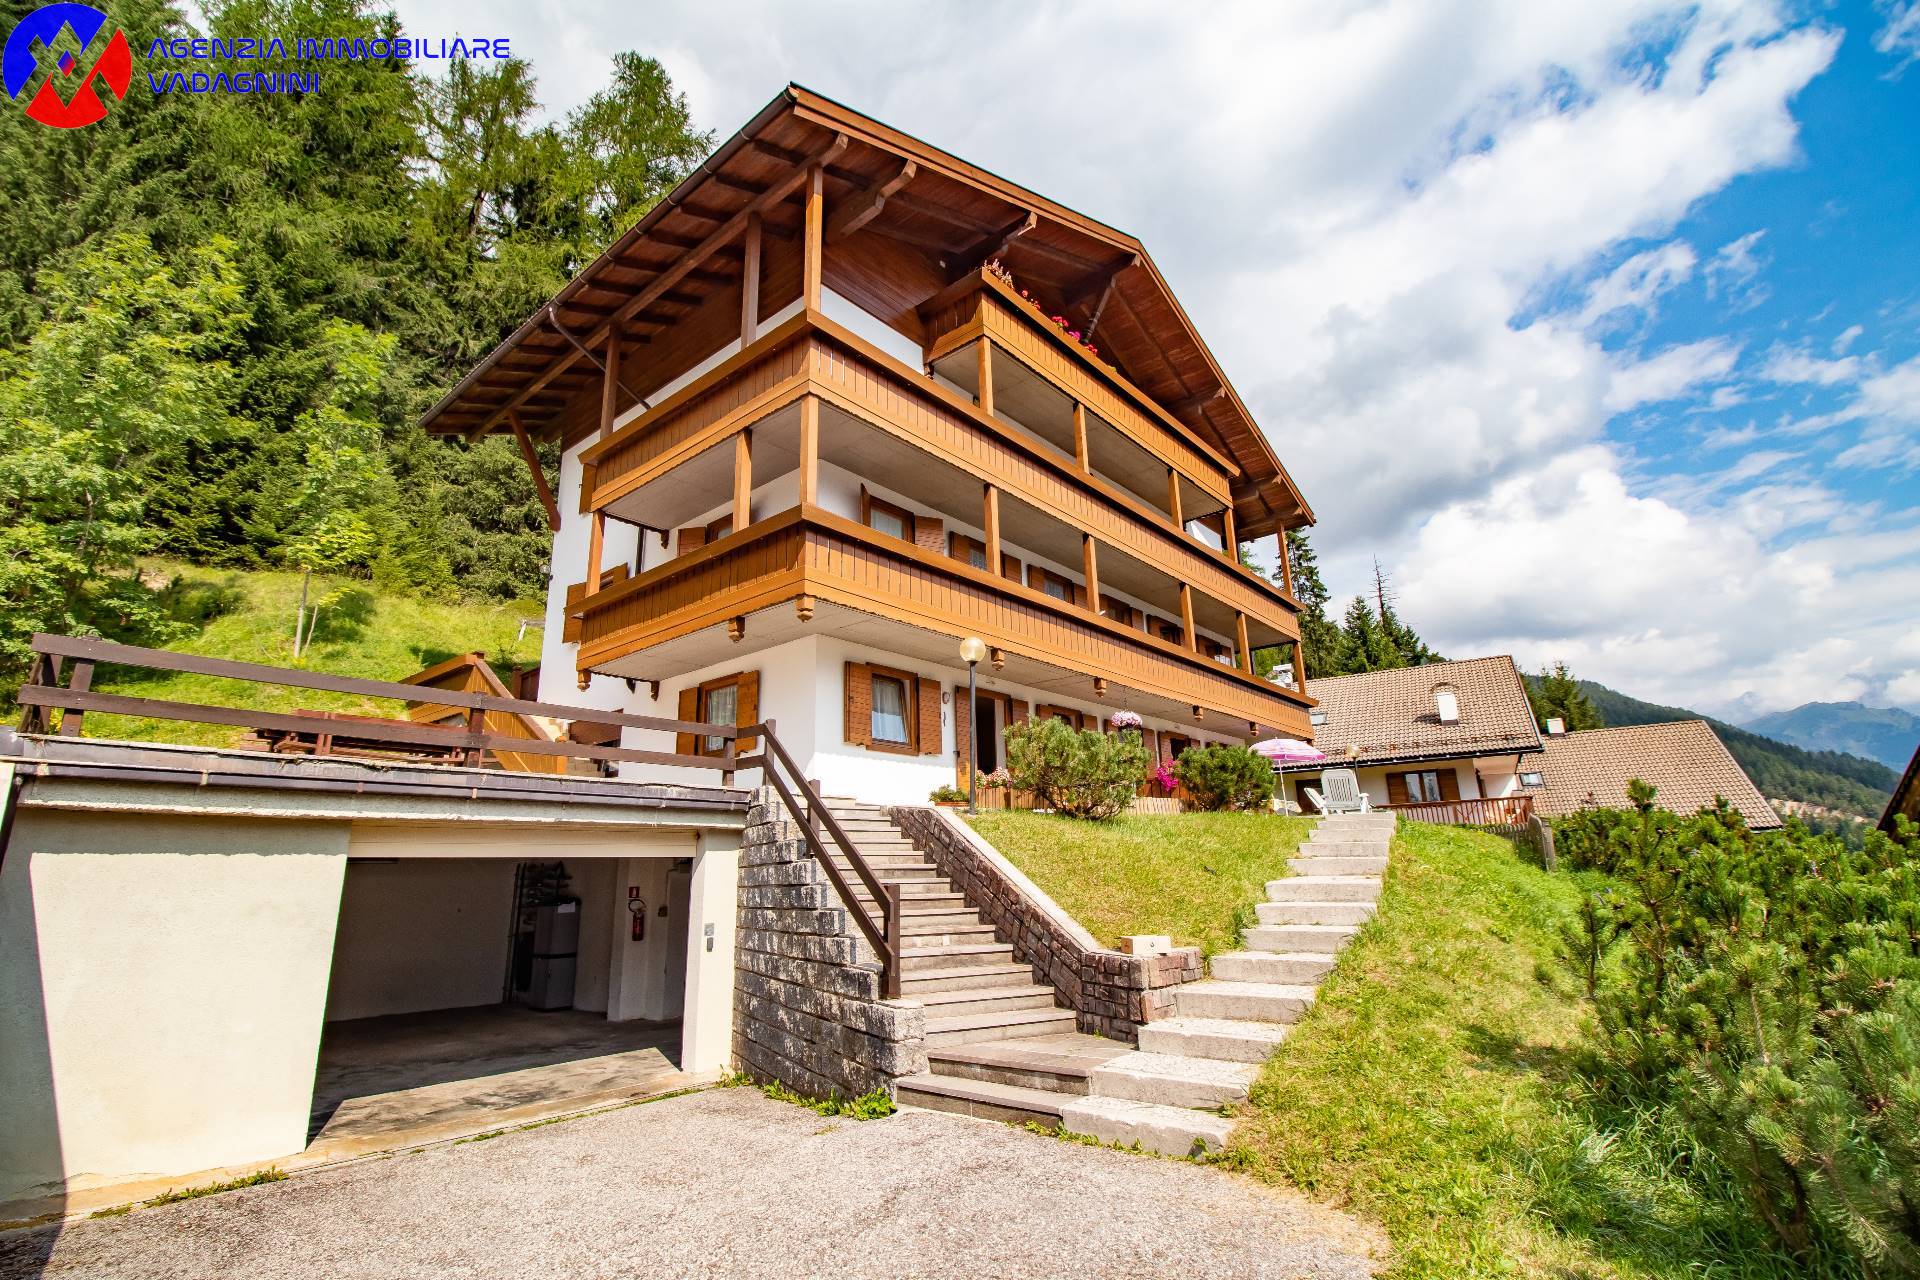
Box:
<box><xmin>1382</xmin><ymin>795</ymin><xmax>1535</xmax><ymax>828</ymax></box>
<box><xmin>742</xmin><ymin>719</ymin><xmax>903</xmax><ymax>999</ymax></box>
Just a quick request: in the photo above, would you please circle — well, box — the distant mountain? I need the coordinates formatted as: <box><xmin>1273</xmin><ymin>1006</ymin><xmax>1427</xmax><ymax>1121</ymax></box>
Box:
<box><xmin>1741</xmin><ymin>701</ymin><xmax>1920</xmax><ymax>772</ymax></box>
<box><xmin>1537</xmin><ymin>679</ymin><xmax>1899</xmax><ymax>820</ymax></box>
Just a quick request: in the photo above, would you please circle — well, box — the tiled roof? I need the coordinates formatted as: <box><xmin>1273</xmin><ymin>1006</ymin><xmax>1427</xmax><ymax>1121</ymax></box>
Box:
<box><xmin>1520</xmin><ymin>721</ymin><xmax>1783</xmax><ymax>829</ymax></box>
<box><xmin>1882</xmin><ymin>742</ymin><xmax>1920</xmax><ymax>835</ymax></box>
<box><xmin>1282</xmin><ymin>655</ymin><xmax>1542</xmax><ymax>770</ymax></box>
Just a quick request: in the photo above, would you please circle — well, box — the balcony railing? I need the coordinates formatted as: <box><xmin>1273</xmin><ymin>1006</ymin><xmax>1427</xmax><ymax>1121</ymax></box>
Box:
<box><xmin>1381</xmin><ymin>795</ymin><xmax>1535</xmax><ymax>830</ymax></box>
<box><xmin>571</xmin><ymin>507</ymin><xmax>1313</xmax><ymax>738</ymax></box>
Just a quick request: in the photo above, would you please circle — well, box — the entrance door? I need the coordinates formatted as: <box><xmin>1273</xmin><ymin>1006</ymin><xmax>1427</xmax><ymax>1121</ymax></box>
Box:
<box><xmin>973</xmin><ymin>695</ymin><xmax>1001</xmax><ymax>774</ymax></box>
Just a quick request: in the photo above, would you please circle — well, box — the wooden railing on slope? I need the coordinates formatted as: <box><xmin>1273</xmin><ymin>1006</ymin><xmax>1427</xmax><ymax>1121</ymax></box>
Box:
<box><xmin>14</xmin><ymin>633</ymin><xmax>905</xmax><ymax>998</ymax></box>
<box><xmin>1381</xmin><ymin>795</ymin><xmax>1535</xmax><ymax>829</ymax></box>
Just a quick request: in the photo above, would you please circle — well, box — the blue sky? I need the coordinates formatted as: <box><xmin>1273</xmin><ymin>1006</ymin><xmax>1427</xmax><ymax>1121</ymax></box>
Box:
<box><xmin>392</xmin><ymin>0</ymin><xmax>1920</xmax><ymax>717</ymax></box>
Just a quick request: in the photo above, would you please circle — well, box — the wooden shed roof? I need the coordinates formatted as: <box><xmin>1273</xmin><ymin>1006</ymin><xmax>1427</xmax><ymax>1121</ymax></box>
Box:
<box><xmin>418</xmin><ymin>84</ymin><xmax>1312</xmax><ymax>534</ymax></box>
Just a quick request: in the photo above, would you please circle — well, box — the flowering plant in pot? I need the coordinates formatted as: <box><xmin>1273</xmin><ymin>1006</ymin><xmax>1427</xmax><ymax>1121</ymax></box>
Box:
<box><xmin>1109</xmin><ymin>710</ymin><xmax>1143</xmax><ymax>731</ymax></box>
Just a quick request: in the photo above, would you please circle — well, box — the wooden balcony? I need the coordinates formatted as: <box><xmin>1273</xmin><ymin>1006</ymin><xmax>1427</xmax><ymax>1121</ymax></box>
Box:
<box><xmin>1382</xmin><ymin>795</ymin><xmax>1536</xmax><ymax>829</ymax></box>
<box><xmin>570</xmin><ymin>506</ymin><xmax>1313</xmax><ymax>739</ymax></box>
<box><xmin>577</xmin><ymin>313</ymin><xmax>1303</xmax><ymax>644</ymax></box>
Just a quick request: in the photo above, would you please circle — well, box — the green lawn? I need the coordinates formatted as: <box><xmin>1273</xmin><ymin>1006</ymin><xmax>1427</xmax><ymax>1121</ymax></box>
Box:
<box><xmin>964</xmin><ymin>810</ymin><xmax>1310</xmax><ymax>955</ymax></box>
<box><xmin>1226</xmin><ymin>822</ymin><xmax>1782</xmax><ymax>1279</ymax></box>
<box><xmin>67</xmin><ymin>561</ymin><xmax>545</xmax><ymax>747</ymax></box>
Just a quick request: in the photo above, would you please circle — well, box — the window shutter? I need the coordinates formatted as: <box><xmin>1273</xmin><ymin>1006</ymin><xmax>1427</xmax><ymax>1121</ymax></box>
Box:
<box><xmin>1143</xmin><ymin>728</ymin><xmax>1159</xmax><ymax>761</ymax></box>
<box><xmin>734</xmin><ymin>670</ymin><xmax>760</xmax><ymax>755</ymax></box>
<box><xmin>1027</xmin><ymin>565</ymin><xmax>1045</xmax><ymax>592</ymax></box>
<box><xmin>916</xmin><ymin>679</ymin><xmax>942</xmax><ymax>755</ymax></box>
<box><xmin>843</xmin><ymin>662</ymin><xmax>871</xmax><ymax>746</ymax></box>
<box><xmin>677</xmin><ymin>525</ymin><xmax>707</xmax><ymax>556</ymax></box>
<box><xmin>1386</xmin><ymin>772</ymin><xmax>1410</xmax><ymax>806</ymax></box>
<box><xmin>1437</xmin><ymin>768</ymin><xmax>1461</xmax><ymax>803</ymax></box>
<box><xmin>675</xmin><ymin>687</ymin><xmax>699</xmax><ymax>755</ymax></box>
<box><xmin>1010</xmin><ymin>699</ymin><xmax>1029</xmax><ymax>725</ymax></box>
<box><xmin>1129</xmin><ymin>607</ymin><xmax>1144</xmax><ymax>630</ymax></box>
<box><xmin>913</xmin><ymin>515</ymin><xmax>944</xmax><ymax>555</ymax></box>
<box><xmin>1001</xmin><ymin>553</ymin><xmax>1022</xmax><ymax>582</ymax></box>
<box><xmin>1071</xmin><ymin>583</ymin><xmax>1088</xmax><ymax>607</ymax></box>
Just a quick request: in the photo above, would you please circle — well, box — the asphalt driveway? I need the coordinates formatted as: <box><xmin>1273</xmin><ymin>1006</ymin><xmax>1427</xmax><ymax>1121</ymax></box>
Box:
<box><xmin>0</xmin><ymin>1088</ymin><xmax>1381</xmax><ymax>1279</ymax></box>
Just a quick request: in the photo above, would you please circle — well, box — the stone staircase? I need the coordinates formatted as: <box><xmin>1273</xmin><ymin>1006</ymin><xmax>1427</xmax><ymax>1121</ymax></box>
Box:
<box><xmin>858</xmin><ymin>803</ymin><xmax>1396</xmax><ymax>1158</ymax></box>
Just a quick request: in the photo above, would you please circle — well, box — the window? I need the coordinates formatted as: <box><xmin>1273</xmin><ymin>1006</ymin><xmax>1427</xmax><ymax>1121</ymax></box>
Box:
<box><xmin>1034</xmin><ymin>568</ymin><xmax>1074</xmax><ymax>602</ymax></box>
<box><xmin>701</xmin><ymin>682</ymin><xmax>737</xmax><ymax>754</ymax></box>
<box><xmin>703</xmin><ymin>513</ymin><xmax>734</xmax><ymax>543</ymax></box>
<box><xmin>674</xmin><ymin>670</ymin><xmax>759</xmax><ymax>758</ymax></box>
<box><xmin>1152</xmin><ymin>617</ymin><xmax>1184</xmax><ymax>644</ymax></box>
<box><xmin>863</xmin><ymin>492</ymin><xmax>911</xmax><ymax>541</ymax></box>
<box><xmin>950</xmin><ymin>532</ymin><xmax>990</xmax><ymax>571</ymax></box>
<box><xmin>870</xmin><ymin>674</ymin><xmax>911</xmax><ymax>745</ymax></box>
<box><xmin>1520</xmin><ymin>771</ymin><xmax>1544</xmax><ymax>788</ymax></box>
<box><xmin>1387</xmin><ymin>768</ymin><xmax>1458</xmax><ymax>805</ymax></box>
<box><xmin>1163</xmin><ymin>734</ymin><xmax>1193</xmax><ymax>758</ymax></box>
<box><xmin>1098</xmin><ymin>593</ymin><xmax>1130</xmax><ymax>621</ymax></box>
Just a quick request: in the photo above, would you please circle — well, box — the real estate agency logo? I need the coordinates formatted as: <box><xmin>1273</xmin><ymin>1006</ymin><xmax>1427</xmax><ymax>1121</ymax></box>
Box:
<box><xmin>3</xmin><ymin>3</ymin><xmax>132</xmax><ymax>129</ymax></box>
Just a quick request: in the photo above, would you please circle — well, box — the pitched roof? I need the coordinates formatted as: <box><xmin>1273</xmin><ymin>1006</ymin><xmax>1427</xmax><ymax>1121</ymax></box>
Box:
<box><xmin>1522</xmin><ymin>721</ymin><xmax>1782</xmax><ymax>829</ymax></box>
<box><xmin>1280</xmin><ymin>655</ymin><xmax>1542</xmax><ymax>770</ymax></box>
<box><xmin>414</xmin><ymin>83</ymin><xmax>1311</xmax><ymax>536</ymax></box>
<box><xmin>1879</xmin><ymin>741</ymin><xmax>1920</xmax><ymax>834</ymax></box>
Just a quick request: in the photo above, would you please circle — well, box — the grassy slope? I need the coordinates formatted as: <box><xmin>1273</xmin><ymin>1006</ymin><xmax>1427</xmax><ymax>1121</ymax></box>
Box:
<box><xmin>1227</xmin><ymin>822</ymin><xmax>1777</xmax><ymax>1279</ymax></box>
<box><xmin>76</xmin><ymin>562</ymin><xmax>545</xmax><ymax>747</ymax></box>
<box><xmin>964</xmin><ymin>811</ymin><xmax>1310</xmax><ymax>955</ymax></box>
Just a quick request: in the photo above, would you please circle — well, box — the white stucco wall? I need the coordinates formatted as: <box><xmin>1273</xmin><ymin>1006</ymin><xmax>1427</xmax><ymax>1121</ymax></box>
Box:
<box><xmin>1284</xmin><ymin>757</ymin><xmax>1540</xmax><ymax>810</ymax></box>
<box><xmin>0</xmin><ymin>811</ymin><xmax>348</xmax><ymax>1202</ymax></box>
<box><xmin>324</xmin><ymin>859</ymin><xmax>517</xmax><ymax>1022</ymax></box>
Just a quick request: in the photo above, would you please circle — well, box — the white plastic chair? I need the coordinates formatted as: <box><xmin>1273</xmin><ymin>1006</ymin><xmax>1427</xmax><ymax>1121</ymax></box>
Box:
<box><xmin>1303</xmin><ymin>768</ymin><xmax>1370</xmax><ymax>814</ymax></box>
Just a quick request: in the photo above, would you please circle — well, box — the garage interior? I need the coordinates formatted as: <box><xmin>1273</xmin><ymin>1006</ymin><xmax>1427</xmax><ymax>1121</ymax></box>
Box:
<box><xmin>309</xmin><ymin>852</ymin><xmax>699</xmax><ymax>1154</ymax></box>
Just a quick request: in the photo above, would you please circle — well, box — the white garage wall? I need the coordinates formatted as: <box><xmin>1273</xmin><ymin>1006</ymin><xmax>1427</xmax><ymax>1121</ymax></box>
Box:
<box><xmin>324</xmin><ymin>859</ymin><xmax>516</xmax><ymax>1022</ymax></box>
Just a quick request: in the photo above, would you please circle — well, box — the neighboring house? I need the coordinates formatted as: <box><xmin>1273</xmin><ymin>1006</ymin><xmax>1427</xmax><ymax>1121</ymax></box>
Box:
<box><xmin>417</xmin><ymin>84</ymin><xmax>1317</xmax><ymax>805</ymax></box>
<box><xmin>1520</xmin><ymin>720</ymin><xmax>1783</xmax><ymax>830</ymax></box>
<box><xmin>1275</xmin><ymin>656</ymin><xmax>1544</xmax><ymax>813</ymax></box>
<box><xmin>1878</xmin><ymin>741</ymin><xmax>1920</xmax><ymax>835</ymax></box>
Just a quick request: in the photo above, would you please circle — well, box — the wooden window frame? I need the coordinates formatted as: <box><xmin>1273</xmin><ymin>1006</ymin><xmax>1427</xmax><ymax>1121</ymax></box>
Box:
<box><xmin>861</xmin><ymin>489</ymin><xmax>913</xmax><ymax>543</ymax></box>
<box><xmin>1388</xmin><ymin>768</ymin><xmax>1456</xmax><ymax>804</ymax></box>
<box><xmin>949</xmin><ymin>532</ymin><xmax>990</xmax><ymax>571</ymax></box>
<box><xmin>1033</xmin><ymin>567</ymin><xmax>1075</xmax><ymax>603</ymax></box>
<box><xmin>865</xmin><ymin>662</ymin><xmax>921</xmax><ymax>754</ymax></box>
<box><xmin>702</xmin><ymin>513</ymin><xmax>734</xmax><ymax>544</ymax></box>
<box><xmin>693</xmin><ymin>673</ymin><xmax>743</xmax><ymax>757</ymax></box>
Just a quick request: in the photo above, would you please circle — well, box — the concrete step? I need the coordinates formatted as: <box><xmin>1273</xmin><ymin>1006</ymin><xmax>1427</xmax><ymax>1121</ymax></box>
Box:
<box><xmin>902</xmin><ymin>943</ymin><xmax>1017</xmax><ymax>972</ymax></box>
<box><xmin>901</xmin><ymin>962</ymin><xmax>1034</xmax><ymax>993</ymax></box>
<box><xmin>1255</xmin><ymin>900</ymin><xmax>1377</xmax><ymax>927</ymax></box>
<box><xmin>1265</xmin><ymin>876</ymin><xmax>1380</xmax><ymax>903</ymax></box>
<box><xmin>1316</xmin><ymin>814</ymin><xmax>1396</xmax><ymax>828</ymax></box>
<box><xmin>896</xmin><ymin>924</ymin><xmax>1002</xmax><ymax>948</ymax></box>
<box><xmin>914</xmin><ymin>984</ymin><xmax>1057</xmax><ymax>1020</ymax></box>
<box><xmin>1243</xmin><ymin>922</ymin><xmax>1361</xmax><ymax>955</ymax></box>
<box><xmin>1136</xmin><ymin>1016</ymin><xmax>1290</xmax><ymax>1064</ymax></box>
<box><xmin>895</xmin><ymin>907</ymin><xmax>986</xmax><ymax>930</ymax></box>
<box><xmin>925</xmin><ymin>1007</ymin><xmax>1078</xmax><ymax>1046</ymax></box>
<box><xmin>925</xmin><ymin>1035</ymin><xmax>1125</xmax><ymax>1095</ymax></box>
<box><xmin>1089</xmin><ymin>1052</ymin><xmax>1258</xmax><ymax>1109</ymax></box>
<box><xmin>1301</xmin><ymin>838</ymin><xmax>1391</xmax><ymax>854</ymax></box>
<box><xmin>895</xmin><ymin>1072</ymin><xmax>1066</xmax><ymax>1126</ymax></box>
<box><xmin>1208</xmin><ymin>951</ymin><xmax>1336</xmax><ymax>985</ymax></box>
<box><xmin>1289</xmin><ymin>854</ymin><xmax>1388</xmax><ymax>877</ymax></box>
<box><xmin>1172</xmin><ymin>979</ymin><xmax>1317</xmax><ymax>1023</ymax></box>
<box><xmin>838</xmin><ymin>838</ymin><xmax>921</xmax><ymax>853</ymax></box>
<box><xmin>830</xmin><ymin>849</ymin><xmax>931</xmax><ymax>865</ymax></box>
<box><xmin>1055</xmin><ymin>1095</ymin><xmax>1236</xmax><ymax>1158</ymax></box>
<box><xmin>849</xmin><ymin>881</ymin><xmax>962</xmax><ymax>902</ymax></box>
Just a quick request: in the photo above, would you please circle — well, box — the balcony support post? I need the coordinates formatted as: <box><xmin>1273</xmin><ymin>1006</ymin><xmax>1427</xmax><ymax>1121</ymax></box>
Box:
<box><xmin>975</xmin><ymin>337</ymin><xmax>994</xmax><ymax>418</ymax></box>
<box><xmin>585</xmin><ymin>511</ymin><xmax>605</xmax><ymax>599</ymax></box>
<box><xmin>1222</xmin><ymin>503</ymin><xmax>1238</xmax><ymax>561</ymax></box>
<box><xmin>740</xmin><ymin>211</ymin><xmax>762</xmax><ymax>345</ymax></box>
<box><xmin>982</xmin><ymin>483</ymin><xmax>1001</xmax><ymax>573</ymax></box>
<box><xmin>598</xmin><ymin>319</ymin><xmax>623</xmax><ymax>440</ymax></box>
<box><xmin>1082</xmin><ymin>534</ymin><xmax>1100</xmax><ymax>613</ymax></box>
<box><xmin>1179</xmin><ymin>584</ymin><xmax>1197</xmax><ymax>653</ymax></box>
<box><xmin>1072</xmin><ymin>401</ymin><xmax>1089</xmax><ymax>471</ymax></box>
<box><xmin>733</xmin><ymin>428</ymin><xmax>753</xmax><ymax>535</ymax></box>
<box><xmin>802</xmin><ymin>165</ymin><xmax>825</xmax><ymax>310</ymax></box>
<box><xmin>1292</xmin><ymin>641</ymin><xmax>1307</xmax><ymax>692</ymax></box>
<box><xmin>1235</xmin><ymin>612</ymin><xmax>1252</xmax><ymax>673</ymax></box>
<box><xmin>798</xmin><ymin>394</ymin><xmax>819</xmax><ymax>505</ymax></box>
<box><xmin>1166</xmin><ymin>467</ymin><xmax>1183</xmax><ymax>530</ymax></box>
<box><xmin>1277</xmin><ymin>528</ymin><xmax>1295</xmax><ymax>596</ymax></box>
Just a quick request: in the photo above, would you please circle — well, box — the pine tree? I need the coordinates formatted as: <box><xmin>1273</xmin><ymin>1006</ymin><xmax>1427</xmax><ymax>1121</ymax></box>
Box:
<box><xmin>1285</xmin><ymin>530</ymin><xmax>1346</xmax><ymax>679</ymax></box>
<box><xmin>1528</xmin><ymin>661</ymin><xmax>1604</xmax><ymax>731</ymax></box>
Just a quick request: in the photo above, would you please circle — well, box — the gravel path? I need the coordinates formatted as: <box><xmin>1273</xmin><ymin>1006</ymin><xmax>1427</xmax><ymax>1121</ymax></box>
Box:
<box><xmin>0</xmin><ymin>1088</ymin><xmax>1381</xmax><ymax>1279</ymax></box>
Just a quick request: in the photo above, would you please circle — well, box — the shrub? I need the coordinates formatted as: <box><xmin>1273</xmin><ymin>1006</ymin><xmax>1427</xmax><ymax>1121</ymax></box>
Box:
<box><xmin>1003</xmin><ymin>717</ymin><xmax>1148</xmax><ymax>820</ymax></box>
<box><xmin>928</xmin><ymin>784</ymin><xmax>966</xmax><ymax>804</ymax></box>
<box><xmin>1555</xmin><ymin>782</ymin><xmax>1920</xmax><ymax>1271</ymax></box>
<box><xmin>1175</xmin><ymin>744</ymin><xmax>1275</xmax><ymax>812</ymax></box>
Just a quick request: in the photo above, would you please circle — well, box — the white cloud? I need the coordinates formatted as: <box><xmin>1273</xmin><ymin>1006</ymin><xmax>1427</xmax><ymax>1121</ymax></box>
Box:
<box><xmin>1835</xmin><ymin>354</ymin><xmax>1920</xmax><ymax>470</ymax></box>
<box><xmin>1704</xmin><ymin>229</ymin><xmax>1771</xmax><ymax>307</ymax></box>
<box><xmin>1833</xmin><ymin>324</ymin><xmax>1865</xmax><ymax>354</ymax></box>
<box><xmin>1577</xmin><ymin>241</ymin><xmax>1696</xmax><ymax>330</ymax></box>
<box><xmin>1758</xmin><ymin>341</ymin><xmax>1863</xmax><ymax>386</ymax></box>
<box><xmin>1876</xmin><ymin>1</ymin><xmax>1920</xmax><ymax>68</ymax></box>
<box><xmin>1604</xmin><ymin>338</ymin><xmax>1740</xmax><ymax>410</ymax></box>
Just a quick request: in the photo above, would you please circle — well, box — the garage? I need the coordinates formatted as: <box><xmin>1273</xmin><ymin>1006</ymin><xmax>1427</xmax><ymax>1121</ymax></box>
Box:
<box><xmin>308</xmin><ymin>842</ymin><xmax>710</xmax><ymax>1156</ymax></box>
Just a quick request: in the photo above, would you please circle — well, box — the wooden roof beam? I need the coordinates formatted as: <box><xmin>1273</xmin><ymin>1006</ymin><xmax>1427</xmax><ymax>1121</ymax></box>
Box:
<box><xmin>466</xmin><ymin>131</ymin><xmax>850</xmax><ymax>442</ymax></box>
<box><xmin>827</xmin><ymin>159</ymin><xmax>917</xmax><ymax>240</ymax></box>
<box><xmin>946</xmin><ymin>210</ymin><xmax>1036</xmax><ymax>282</ymax></box>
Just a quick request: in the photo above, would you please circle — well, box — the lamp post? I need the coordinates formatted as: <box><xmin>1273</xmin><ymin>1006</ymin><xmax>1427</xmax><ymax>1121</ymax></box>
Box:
<box><xmin>958</xmin><ymin>636</ymin><xmax>988</xmax><ymax>813</ymax></box>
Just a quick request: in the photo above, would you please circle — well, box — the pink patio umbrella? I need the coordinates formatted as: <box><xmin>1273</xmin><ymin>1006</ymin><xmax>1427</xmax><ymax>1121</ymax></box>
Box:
<box><xmin>1251</xmin><ymin>737</ymin><xmax>1326</xmax><ymax>766</ymax></box>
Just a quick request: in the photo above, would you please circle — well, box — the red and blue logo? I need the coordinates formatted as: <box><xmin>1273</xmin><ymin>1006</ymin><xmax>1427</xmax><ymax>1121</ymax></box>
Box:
<box><xmin>3</xmin><ymin>3</ymin><xmax>132</xmax><ymax>129</ymax></box>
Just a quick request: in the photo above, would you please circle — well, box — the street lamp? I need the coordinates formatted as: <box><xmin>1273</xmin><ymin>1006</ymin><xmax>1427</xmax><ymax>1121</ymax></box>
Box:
<box><xmin>958</xmin><ymin>636</ymin><xmax>988</xmax><ymax>813</ymax></box>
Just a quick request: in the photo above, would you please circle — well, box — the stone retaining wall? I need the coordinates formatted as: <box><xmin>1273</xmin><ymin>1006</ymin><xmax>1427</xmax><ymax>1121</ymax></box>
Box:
<box><xmin>889</xmin><ymin>806</ymin><xmax>1202</xmax><ymax>1042</ymax></box>
<box><xmin>733</xmin><ymin>792</ymin><xmax>926</xmax><ymax>1098</ymax></box>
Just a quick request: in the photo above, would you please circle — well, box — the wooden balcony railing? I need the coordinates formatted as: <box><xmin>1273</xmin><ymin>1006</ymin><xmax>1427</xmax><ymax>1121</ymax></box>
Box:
<box><xmin>1382</xmin><ymin>795</ymin><xmax>1535</xmax><ymax>829</ymax></box>
<box><xmin>571</xmin><ymin>507</ymin><xmax>1313</xmax><ymax>738</ymax></box>
<box><xmin>577</xmin><ymin>316</ymin><xmax>1303</xmax><ymax>641</ymax></box>
<box><xmin>15</xmin><ymin>633</ymin><xmax>909</xmax><ymax>998</ymax></box>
